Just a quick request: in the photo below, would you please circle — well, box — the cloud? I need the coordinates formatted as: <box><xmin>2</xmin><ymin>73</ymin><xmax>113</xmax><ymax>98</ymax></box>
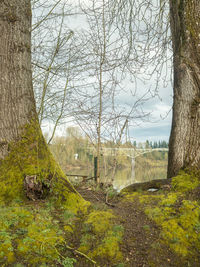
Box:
<box><xmin>129</xmin><ymin>123</ymin><xmax>171</xmax><ymax>142</ymax></box>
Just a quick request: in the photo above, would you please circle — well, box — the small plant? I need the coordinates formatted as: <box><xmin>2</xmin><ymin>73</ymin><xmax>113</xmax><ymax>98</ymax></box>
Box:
<box><xmin>143</xmin><ymin>224</ymin><xmax>150</xmax><ymax>232</ymax></box>
<box><xmin>115</xmin><ymin>263</ymin><xmax>125</xmax><ymax>267</ymax></box>
<box><xmin>62</xmin><ymin>210</ymin><xmax>75</xmax><ymax>221</ymax></box>
<box><xmin>58</xmin><ymin>256</ymin><xmax>77</xmax><ymax>267</ymax></box>
<box><xmin>106</xmin><ymin>187</ymin><xmax>118</xmax><ymax>199</ymax></box>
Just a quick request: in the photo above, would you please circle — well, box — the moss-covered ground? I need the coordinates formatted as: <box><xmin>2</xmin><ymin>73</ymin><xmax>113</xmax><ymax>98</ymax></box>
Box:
<box><xmin>0</xmin><ymin>120</ymin><xmax>124</xmax><ymax>266</ymax></box>
<box><xmin>121</xmin><ymin>169</ymin><xmax>200</xmax><ymax>266</ymax></box>
<box><xmin>0</xmin><ymin>169</ymin><xmax>200</xmax><ymax>266</ymax></box>
<box><xmin>0</xmin><ymin>196</ymin><xmax>124</xmax><ymax>266</ymax></box>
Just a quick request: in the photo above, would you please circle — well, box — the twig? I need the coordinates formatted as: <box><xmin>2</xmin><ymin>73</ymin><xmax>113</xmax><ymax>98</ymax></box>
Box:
<box><xmin>84</xmin><ymin>176</ymin><xmax>96</xmax><ymax>181</ymax></box>
<box><xmin>89</xmin><ymin>191</ymin><xmax>100</xmax><ymax>202</ymax></box>
<box><xmin>105</xmin><ymin>193</ymin><xmax>115</xmax><ymax>207</ymax></box>
<box><xmin>65</xmin><ymin>243</ymin><xmax>98</xmax><ymax>266</ymax></box>
<box><xmin>55</xmin><ymin>244</ymin><xmax>98</xmax><ymax>266</ymax></box>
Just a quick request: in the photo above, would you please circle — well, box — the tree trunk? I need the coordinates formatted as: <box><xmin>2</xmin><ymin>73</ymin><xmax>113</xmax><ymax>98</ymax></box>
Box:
<box><xmin>0</xmin><ymin>1</ymin><xmax>36</xmax><ymax>158</ymax></box>
<box><xmin>168</xmin><ymin>0</ymin><xmax>200</xmax><ymax>178</ymax></box>
<box><xmin>0</xmin><ymin>1</ymin><xmax>85</xmax><ymax>210</ymax></box>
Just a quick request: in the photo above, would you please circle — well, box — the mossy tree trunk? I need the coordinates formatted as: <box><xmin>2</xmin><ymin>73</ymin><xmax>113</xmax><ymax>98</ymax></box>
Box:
<box><xmin>0</xmin><ymin>1</ymin><xmax>86</xmax><ymax>209</ymax></box>
<box><xmin>168</xmin><ymin>0</ymin><xmax>200</xmax><ymax>178</ymax></box>
<box><xmin>0</xmin><ymin>1</ymin><xmax>36</xmax><ymax>158</ymax></box>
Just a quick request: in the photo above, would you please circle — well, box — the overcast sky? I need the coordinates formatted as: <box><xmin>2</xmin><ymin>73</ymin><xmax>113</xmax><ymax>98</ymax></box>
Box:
<box><xmin>36</xmin><ymin>0</ymin><xmax>173</xmax><ymax>143</ymax></box>
<box><xmin>129</xmin><ymin>82</ymin><xmax>173</xmax><ymax>142</ymax></box>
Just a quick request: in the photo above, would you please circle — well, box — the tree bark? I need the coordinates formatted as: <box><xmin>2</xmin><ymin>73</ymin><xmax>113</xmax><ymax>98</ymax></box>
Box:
<box><xmin>168</xmin><ymin>0</ymin><xmax>200</xmax><ymax>178</ymax></box>
<box><xmin>0</xmin><ymin>1</ymin><xmax>36</xmax><ymax>158</ymax></box>
<box><xmin>0</xmin><ymin>1</ymin><xmax>84</xmax><ymax>207</ymax></box>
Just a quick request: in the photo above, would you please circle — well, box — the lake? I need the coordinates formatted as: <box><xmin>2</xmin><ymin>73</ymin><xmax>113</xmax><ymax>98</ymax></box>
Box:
<box><xmin>67</xmin><ymin>159</ymin><xmax>167</xmax><ymax>191</ymax></box>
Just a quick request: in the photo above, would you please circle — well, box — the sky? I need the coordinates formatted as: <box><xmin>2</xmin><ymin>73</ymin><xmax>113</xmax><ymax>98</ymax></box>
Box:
<box><xmin>129</xmin><ymin>84</ymin><xmax>173</xmax><ymax>142</ymax></box>
<box><xmin>35</xmin><ymin>0</ymin><xmax>173</xmax><ymax>143</ymax></box>
<box><xmin>42</xmin><ymin>70</ymin><xmax>173</xmax><ymax>143</ymax></box>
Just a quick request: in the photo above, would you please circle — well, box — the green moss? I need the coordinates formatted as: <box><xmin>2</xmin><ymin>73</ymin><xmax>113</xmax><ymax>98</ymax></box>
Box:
<box><xmin>178</xmin><ymin>200</ymin><xmax>200</xmax><ymax>232</ymax></box>
<box><xmin>162</xmin><ymin>219</ymin><xmax>189</xmax><ymax>256</ymax></box>
<box><xmin>122</xmin><ymin>192</ymin><xmax>139</xmax><ymax>202</ymax></box>
<box><xmin>0</xmin><ymin>204</ymin><xmax>65</xmax><ymax>265</ymax></box>
<box><xmin>162</xmin><ymin>202</ymin><xmax>199</xmax><ymax>256</ymax></box>
<box><xmin>139</xmin><ymin>194</ymin><xmax>164</xmax><ymax>205</ymax></box>
<box><xmin>145</xmin><ymin>200</ymin><xmax>200</xmax><ymax>257</ymax></box>
<box><xmin>160</xmin><ymin>193</ymin><xmax>179</xmax><ymax>207</ymax></box>
<box><xmin>172</xmin><ymin>171</ymin><xmax>200</xmax><ymax>192</ymax></box>
<box><xmin>61</xmin><ymin>210</ymin><xmax>75</xmax><ymax>233</ymax></box>
<box><xmin>0</xmin><ymin>206</ymin><xmax>33</xmax><ymax>230</ymax></box>
<box><xmin>61</xmin><ymin>192</ymin><xmax>90</xmax><ymax>215</ymax></box>
<box><xmin>0</xmin><ymin>200</ymin><xmax>124</xmax><ymax>266</ymax></box>
<box><xmin>138</xmin><ymin>174</ymin><xmax>200</xmax><ymax>258</ymax></box>
<box><xmin>0</xmin><ymin>120</ymin><xmax>125</xmax><ymax>265</ymax></box>
<box><xmin>79</xmin><ymin>211</ymin><xmax>124</xmax><ymax>264</ymax></box>
<box><xmin>0</xmin><ymin>233</ymin><xmax>15</xmax><ymax>263</ymax></box>
<box><xmin>79</xmin><ymin>233</ymin><xmax>96</xmax><ymax>253</ymax></box>
<box><xmin>85</xmin><ymin>210</ymin><xmax>115</xmax><ymax>234</ymax></box>
<box><xmin>0</xmin><ymin>119</ymin><xmax>87</xmax><ymax>215</ymax></box>
<box><xmin>90</xmin><ymin>229</ymin><xmax>123</xmax><ymax>262</ymax></box>
<box><xmin>0</xmin><ymin>203</ymin><xmax>81</xmax><ymax>266</ymax></box>
<box><xmin>79</xmin><ymin>225</ymin><xmax>123</xmax><ymax>264</ymax></box>
<box><xmin>145</xmin><ymin>206</ymin><xmax>176</xmax><ymax>225</ymax></box>
<box><xmin>17</xmin><ymin>217</ymin><xmax>64</xmax><ymax>264</ymax></box>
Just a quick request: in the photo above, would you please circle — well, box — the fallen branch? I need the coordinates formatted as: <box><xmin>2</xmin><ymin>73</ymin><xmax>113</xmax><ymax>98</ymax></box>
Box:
<box><xmin>84</xmin><ymin>176</ymin><xmax>96</xmax><ymax>181</ymax></box>
<box><xmin>105</xmin><ymin>193</ymin><xmax>116</xmax><ymax>207</ymax></box>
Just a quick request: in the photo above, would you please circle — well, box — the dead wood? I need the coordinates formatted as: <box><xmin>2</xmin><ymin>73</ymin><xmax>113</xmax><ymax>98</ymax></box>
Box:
<box><xmin>24</xmin><ymin>175</ymin><xmax>43</xmax><ymax>201</ymax></box>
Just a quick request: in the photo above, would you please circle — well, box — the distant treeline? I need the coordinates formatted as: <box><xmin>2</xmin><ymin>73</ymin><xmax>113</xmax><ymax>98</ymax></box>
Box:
<box><xmin>127</xmin><ymin>140</ymin><xmax>168</xmax><ymax>149</ymax></box>
<box><xmin>144</xmin><ymin>140</ymin><xmax>168</xmax><ymax>149</ymax></box>
<box><xmin>48</xmin><ymin>127</ymin><xmax>168</xmax><ymax>173</ymax></box>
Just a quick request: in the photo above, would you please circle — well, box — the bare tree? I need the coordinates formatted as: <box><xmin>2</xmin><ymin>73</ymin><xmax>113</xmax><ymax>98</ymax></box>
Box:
<box><xmin>30</xmin><ymin>0</ymin><xmax>173</xmax><ymax>183</ymax></box>
<box><xmin>108</xmin><ymin>0</ymin><xmax>200</xmax><ymax>177</ymax></box>
<box><xmin>67</xmin><ymin>0</ymin><xmax>153</xmax><ymax>182</ymax></box>
<box><xmin>31</xmin><ymin>0</ymin><xmax>84</xmax><ymax>143</ymax></box>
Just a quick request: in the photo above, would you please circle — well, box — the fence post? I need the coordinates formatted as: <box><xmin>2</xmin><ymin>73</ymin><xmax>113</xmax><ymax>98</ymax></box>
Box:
<box><xmin>94</xmin><ymin>156</ymin><xmax>97</xmax><ymax>182</ymax></box>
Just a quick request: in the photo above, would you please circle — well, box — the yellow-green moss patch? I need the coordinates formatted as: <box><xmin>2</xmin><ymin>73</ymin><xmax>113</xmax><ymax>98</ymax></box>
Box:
<box><xmin>138</xmin><ymin>172</ymin><xmax>200</xmax><ymax>258</ymax></box>
<box><xmin>85</xmin><ymin>210</ymin><xmax>115</xmax><ymax>234</ymax></box>
<box><xmin>90</xmin><ymin>228</ymin><xmax>123</xmax><ymax>263</ymax></box>
<box><xmin>122</xmin><ymin>192</ymin><xmax>139</xmax><ymax>202</ymax></box>
<box><xmin>172</xmin><ymin>171</ymin><xmax>200</xmax><ymax>192</ymax></box>
<box><xmin>0</xmin><ymin>204</ymin><xmax>66</xmax><ymax>265</ymax></box>
<box><xmin>79</xmin><ymin>210</ymin><xmax>124</xmax><ymax>264</ymax></box>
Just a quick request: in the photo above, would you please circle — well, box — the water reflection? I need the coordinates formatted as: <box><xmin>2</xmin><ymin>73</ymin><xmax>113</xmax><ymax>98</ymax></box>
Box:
<box><xmin>111</xmin><ymin>165</ymin><xmax>167</xmax><ymax>191</ymax></box>
<box><xmin>68</xmin><ymin>162</ymin><xmax>167</xmax><ymax>192</ymax></box>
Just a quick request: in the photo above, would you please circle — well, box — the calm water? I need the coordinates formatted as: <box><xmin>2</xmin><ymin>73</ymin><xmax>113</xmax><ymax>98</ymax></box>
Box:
<box><xmin>68</xmin><ymin>163</ymin><xmax>167</xmax><ymax>192</ymax></box>
<box><xmin>110</xmin><ymin>166</ymin><xmax>167</xmax><ymax>191</ymax></box>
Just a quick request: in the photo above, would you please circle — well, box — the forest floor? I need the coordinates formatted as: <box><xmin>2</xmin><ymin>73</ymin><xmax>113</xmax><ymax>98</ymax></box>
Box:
<box><xmin>75</xmin><ymin>184</ymin><xmax>191</xmax><ymax>267</ymax></box>
<box><xmin>1</xmin><ymin>171</ymin><xmax>200</xmax><ymax>267</ymax></box>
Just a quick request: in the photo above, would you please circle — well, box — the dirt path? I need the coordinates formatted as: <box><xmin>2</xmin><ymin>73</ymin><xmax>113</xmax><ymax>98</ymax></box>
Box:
<box><xmin>76</xmin><ymin>186</ymin><xmax>186</xmax><ymax>267</ymax></box>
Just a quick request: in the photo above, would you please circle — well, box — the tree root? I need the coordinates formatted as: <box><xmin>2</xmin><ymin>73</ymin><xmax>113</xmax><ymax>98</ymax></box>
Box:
<box><xmin>121</xmin><ymin>178</ymin><xmax>172</xmax><ymax>193</ymax></box>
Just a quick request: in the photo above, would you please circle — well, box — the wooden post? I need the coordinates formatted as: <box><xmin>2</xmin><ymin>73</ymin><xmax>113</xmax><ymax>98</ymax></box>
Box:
<box><xmin>94</xmin><ymin>156</ymin><xmax>98</xmax><ymax>182</ymax></box>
